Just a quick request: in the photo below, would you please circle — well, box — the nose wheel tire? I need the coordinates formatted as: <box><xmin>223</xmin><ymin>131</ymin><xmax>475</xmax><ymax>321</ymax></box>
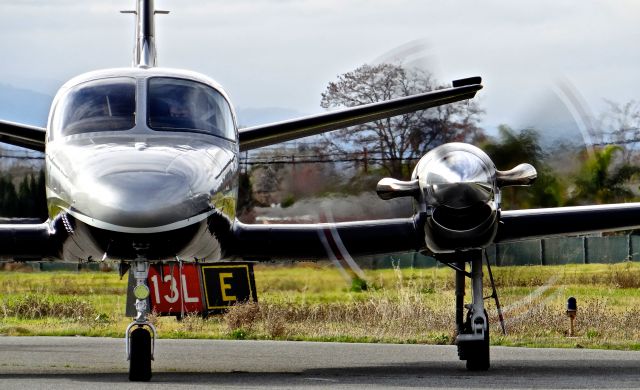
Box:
<box><xmin>464</xmin><ymin>323</ymin><xmax>490</xmax><ymax>371</ymax></box>
<box><xmin>129</xmin><ymin>327</ymin><xmax>152</xmax><ymax>382</ymax></box>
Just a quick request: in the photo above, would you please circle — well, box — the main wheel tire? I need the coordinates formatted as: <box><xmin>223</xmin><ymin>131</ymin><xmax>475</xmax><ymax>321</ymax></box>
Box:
<box><xmin>129</xmin><ymin>327</ymin><xmax>152</xmax><ymax>382</ymax></box>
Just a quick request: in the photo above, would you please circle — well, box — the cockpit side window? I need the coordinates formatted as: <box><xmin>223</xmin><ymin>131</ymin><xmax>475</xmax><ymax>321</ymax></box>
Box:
<box><xmin>148</xmin><ymin>78</ymin><xmax>235</xmax><ymax>140</ymax></box>
<box><xmin>53</xmin><ymin>78</ymin><xmax>136</xmax><ymax>138</ymax></box>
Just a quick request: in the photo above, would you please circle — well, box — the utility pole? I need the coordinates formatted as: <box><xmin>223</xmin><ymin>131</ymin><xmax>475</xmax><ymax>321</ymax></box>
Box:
<box><xmin>363</xmin><ymin>147</ymin><xmax>368</xmax><ymax>174</ymax></box>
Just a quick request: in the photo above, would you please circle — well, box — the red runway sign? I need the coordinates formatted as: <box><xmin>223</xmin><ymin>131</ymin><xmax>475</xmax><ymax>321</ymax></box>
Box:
<box><xmin>148</xmin><ymin>264</ymin><xmax>204</xmax><ymax>315</ymax></box>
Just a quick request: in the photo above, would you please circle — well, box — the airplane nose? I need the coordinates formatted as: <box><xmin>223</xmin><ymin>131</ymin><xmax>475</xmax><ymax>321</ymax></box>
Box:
<box><xmin>73</xmin><ymin>170</ymin><xmax>211</xmax><ymax>230</ymax></box>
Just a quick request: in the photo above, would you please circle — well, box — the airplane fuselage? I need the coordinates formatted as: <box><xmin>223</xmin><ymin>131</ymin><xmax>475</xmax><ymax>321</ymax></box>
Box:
<box><xmin>44</xmin><ymin>68</ymin><xmax>240</xmax><ymax>262</ymax></box>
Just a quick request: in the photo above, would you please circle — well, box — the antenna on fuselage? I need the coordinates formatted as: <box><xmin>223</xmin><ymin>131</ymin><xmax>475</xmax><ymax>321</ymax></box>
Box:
<box><xmin>121</xmin><ymin>0</ymin><xmax>169</xmax><ymax>68</ymax></box>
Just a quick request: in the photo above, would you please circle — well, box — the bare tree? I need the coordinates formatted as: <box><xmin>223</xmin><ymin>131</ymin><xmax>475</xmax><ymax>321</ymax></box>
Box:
<box><xmin>594</xmin><ymin>100</ymin><xmax>640</xmax><ymax>162</ymax></box>
<box><xmin>320</xmin><ymin>63</ymin><xmax>484</xmax><ymax>178</ymax></box>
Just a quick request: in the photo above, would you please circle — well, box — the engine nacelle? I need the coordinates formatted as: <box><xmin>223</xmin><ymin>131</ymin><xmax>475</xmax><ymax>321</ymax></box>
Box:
<box><xmin>377</xmin><ymin>142</ymin><xmax>536</xmax><ymax>254</ymax></box>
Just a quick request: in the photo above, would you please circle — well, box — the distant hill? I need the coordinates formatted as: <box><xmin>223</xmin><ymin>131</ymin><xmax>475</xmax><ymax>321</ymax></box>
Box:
<box><xmin>0</xmin><ymin>84</ymin><xmax>52</xmax><ymax>127</ymax></box>
<box><xmin>0</xmin><ymin>84</ymin><xmax>47</xmax><ymax>177</ymax></box>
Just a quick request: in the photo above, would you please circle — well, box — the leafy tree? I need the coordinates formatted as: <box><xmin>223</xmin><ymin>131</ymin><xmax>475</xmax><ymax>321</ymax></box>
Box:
<box><xmin>570</xmin><ymin>145</ymin><xmax>640</xmax><ymax>204</ymax></box>
<box><xmin>0</xmin><ymin>175</ymin><xmax>19</xmax><ymax>217</ymax></box>
<box><xmin>18</xmin><ymin>175</ymin><xmax>33</xmax><ymax>215</ymax></box>
<box><xmin>237</xmin><ymin>171</ymin><xmax>255</xmax><ymax>216</ymax></box>
<box><xmin>37</xmin><ymin>170</ymin><xmax>47</xmax><ymax>218</ymax></box>
<box><xmin>0</xmin><ymin>170</ymin><xmax>48</xmax><ymax>219</ymax></box>
<box><xmin>481</xmin><ymin>125</ymin><xmax>566</xmax><ymax>209</ymax></box>
<box><xmin>246</xmin><ymin>142</ymin><xmax>343</xmax><ymax>208</ymax></box>
<box><xmin>320</xmin><ymin>63</ymin><xmax>484</xmax><ymax>179</ymax></box>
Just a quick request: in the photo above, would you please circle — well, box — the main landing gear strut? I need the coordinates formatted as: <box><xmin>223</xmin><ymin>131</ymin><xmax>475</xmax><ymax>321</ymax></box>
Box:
<box><xmin>125</xmin><ymin>261</ymin><xmax>157</xmax><ymax>381</ymax></box>
<box><xmin>449</xmin><ymin>250</ymin><xmax>494</xmax><ymax>371</ymax></box>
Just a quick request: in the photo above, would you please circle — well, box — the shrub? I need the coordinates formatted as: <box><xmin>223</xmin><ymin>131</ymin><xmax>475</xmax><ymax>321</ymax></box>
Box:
<box><xmin>2</xmin><ymin>294</ymin><xmax>95</xmax><ymax>320</ymax></box>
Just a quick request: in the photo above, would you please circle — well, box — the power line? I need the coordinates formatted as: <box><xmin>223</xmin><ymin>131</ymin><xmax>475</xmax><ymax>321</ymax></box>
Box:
<box><xmin>0</xmin><ymin>155</ymin><xmax>44</xmax><ymax>160</ymax></box>
<box><xmin>242</xmin><ymin>156</ymin><xmax>421</xmax><ymax>165</ymax></box>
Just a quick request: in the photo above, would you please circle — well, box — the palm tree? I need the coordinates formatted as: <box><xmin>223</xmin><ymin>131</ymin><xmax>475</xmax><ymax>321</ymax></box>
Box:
<box><xmin>482</xmin><ymin>125</ymin><xmax>565</xmax><ymax>209</ymax></box>
<box><xmin>571</xmin><ymin>145</ymin><xmax>640</xmax><ymax>204</ymax></box>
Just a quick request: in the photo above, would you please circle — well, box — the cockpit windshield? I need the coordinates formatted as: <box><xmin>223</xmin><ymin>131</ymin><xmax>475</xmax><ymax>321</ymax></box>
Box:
<box><xmin>53</xmin><ymin>77</ymin><xmax>136</xmax><ymax>137</ymax></box>
<box><xmin>148</xmin><ymin>77</ymin><xmax>235</xmax><ymax>140</ymax></box>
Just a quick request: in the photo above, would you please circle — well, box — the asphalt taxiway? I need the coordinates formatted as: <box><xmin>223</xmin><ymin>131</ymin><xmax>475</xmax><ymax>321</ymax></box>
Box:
<box><xmin>1</xmin><ymin>337</ymin><xmax>639</xmax><ymax>389</ymax></box>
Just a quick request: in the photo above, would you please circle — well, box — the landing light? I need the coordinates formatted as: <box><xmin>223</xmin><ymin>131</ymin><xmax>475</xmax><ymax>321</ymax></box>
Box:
<box><xmin>133</xmin><ymin>284</ymin><xmax>150</xmax><ymax>300</ymax></box>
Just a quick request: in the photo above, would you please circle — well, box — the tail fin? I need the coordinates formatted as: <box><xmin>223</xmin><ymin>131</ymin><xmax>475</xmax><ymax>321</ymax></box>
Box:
<box><xmin>121</xmin><ymin>0</ymin><xmax>169</xmax><ymax>68</ymax></box>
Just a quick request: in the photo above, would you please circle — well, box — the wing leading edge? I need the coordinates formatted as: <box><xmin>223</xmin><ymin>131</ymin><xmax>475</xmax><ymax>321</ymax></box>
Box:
<box><xmin>0</xmin><ymin>119</ymin><xmax>46</xmax><ymax>152</ymax></box>
<box><xmin>0</xmin><ymin>222</ymin><xmax>54</xmax><ymax>261</ymax></box>
<box><xmin>231</xmin><ymin>215</ymin><xmax>425</xmax><ymax>261</ymax></box>
<box><xmin>496</xmin><ymin>203</ymin><xmax>640</xmax><ymax>243</ymax></box>
<box><xmin>238</xmin><ymin>78</ymin><xmax>482</xmax><ymax>151</ymax></box>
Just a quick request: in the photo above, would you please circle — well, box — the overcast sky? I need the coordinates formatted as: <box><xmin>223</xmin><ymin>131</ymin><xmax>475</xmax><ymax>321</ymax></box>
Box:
<box><xmin>0</xmin><ymin>0</ymin><xmax>638</xmax><ymax>138</ymax></box>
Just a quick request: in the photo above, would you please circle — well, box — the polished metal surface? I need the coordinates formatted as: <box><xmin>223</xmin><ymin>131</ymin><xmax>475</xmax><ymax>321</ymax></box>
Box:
<box><xmin>413</xmin><ymin>142</ymin><xmax>497</xmax><ymax>209</ymax></box>
<box><xmin>376</xmin><ymin>178</ymin><xmax>420</xmax><ymax>200</ymax></box>
<box><xmin>127</xmin><ymin>0</ymin><xmax>164</xmax><ymax>68</ymax></box>
<box><xmin>496</xmin><ymin>163</ymin><xmax>537</xmax><ymax>187</ymax></box>
<box><xmin>47</xmin><ymin>135</ymin><xmax>236</xmax><ymax>232</ymax></box>
<box><xmin>409</xmin><ymin>143</ymin><xmax>499</xmax><ymax>253</ymax></box>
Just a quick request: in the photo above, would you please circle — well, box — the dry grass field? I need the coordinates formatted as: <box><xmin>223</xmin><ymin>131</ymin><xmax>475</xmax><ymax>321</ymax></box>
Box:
<box><xmin>2</xmin><ymin>262</ymin><xmax>640</xmax><ymax>350</ymax></box>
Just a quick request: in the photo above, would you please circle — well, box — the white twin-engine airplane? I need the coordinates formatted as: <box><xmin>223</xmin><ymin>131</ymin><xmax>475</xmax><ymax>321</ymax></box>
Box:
<box><xmin>2</xmin><ymin>0</ymin><xmax>640</xmax><ymax>382</ymax></box>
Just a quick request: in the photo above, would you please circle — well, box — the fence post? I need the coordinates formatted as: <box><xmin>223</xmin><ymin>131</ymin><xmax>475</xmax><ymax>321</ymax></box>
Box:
<box><xmin>583</xmin><ymin>236</ymin><xmax>589</xmax><ymax>264</ymax></box>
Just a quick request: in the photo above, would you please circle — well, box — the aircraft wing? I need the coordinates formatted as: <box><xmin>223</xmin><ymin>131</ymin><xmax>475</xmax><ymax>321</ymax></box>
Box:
<box><xmin>231</xmin><ymin>216</ymin><xmax>425</xmax><ymax>261</ymax></box>
<box><xmin>238</xmin><ymin>77</ymin><xmax>482</xmax><ymax>151</ymax></box>
<box><xmin>496</xmin><ymin>203</ymin><xmax>640</xmax><ymax>243</ymax></box>
<box><xmin>232</xmin><ymin>202</ymin><xmax>640</xmax><ymax>261</ymax></box>
<box><xmin>0</xmin><ymin>119</ymin><xmax>46</xmax><ymax>152</ymax></box>
<box><xmin>0</xmin><ymin>222</ymin><xmax>55</xmax><ymax>262</ymax></box>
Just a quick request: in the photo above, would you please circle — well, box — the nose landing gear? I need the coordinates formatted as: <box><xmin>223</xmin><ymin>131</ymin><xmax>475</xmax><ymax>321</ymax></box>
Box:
<box><xmin>450</xmin><ymin>250</ymin><xmax>491</xmax><ymax>371</ymax></box>
<box><xmin>125</xmin><ymin>261</ymin><xmax>157</xmax><ymax>382</ymax></box>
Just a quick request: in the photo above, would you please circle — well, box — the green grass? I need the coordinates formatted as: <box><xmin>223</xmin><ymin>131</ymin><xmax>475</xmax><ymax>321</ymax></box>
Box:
<box><xmin>2</xmin><ymin>262</ymin><xmax>640</xmax><ymax>349</ymax></box>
